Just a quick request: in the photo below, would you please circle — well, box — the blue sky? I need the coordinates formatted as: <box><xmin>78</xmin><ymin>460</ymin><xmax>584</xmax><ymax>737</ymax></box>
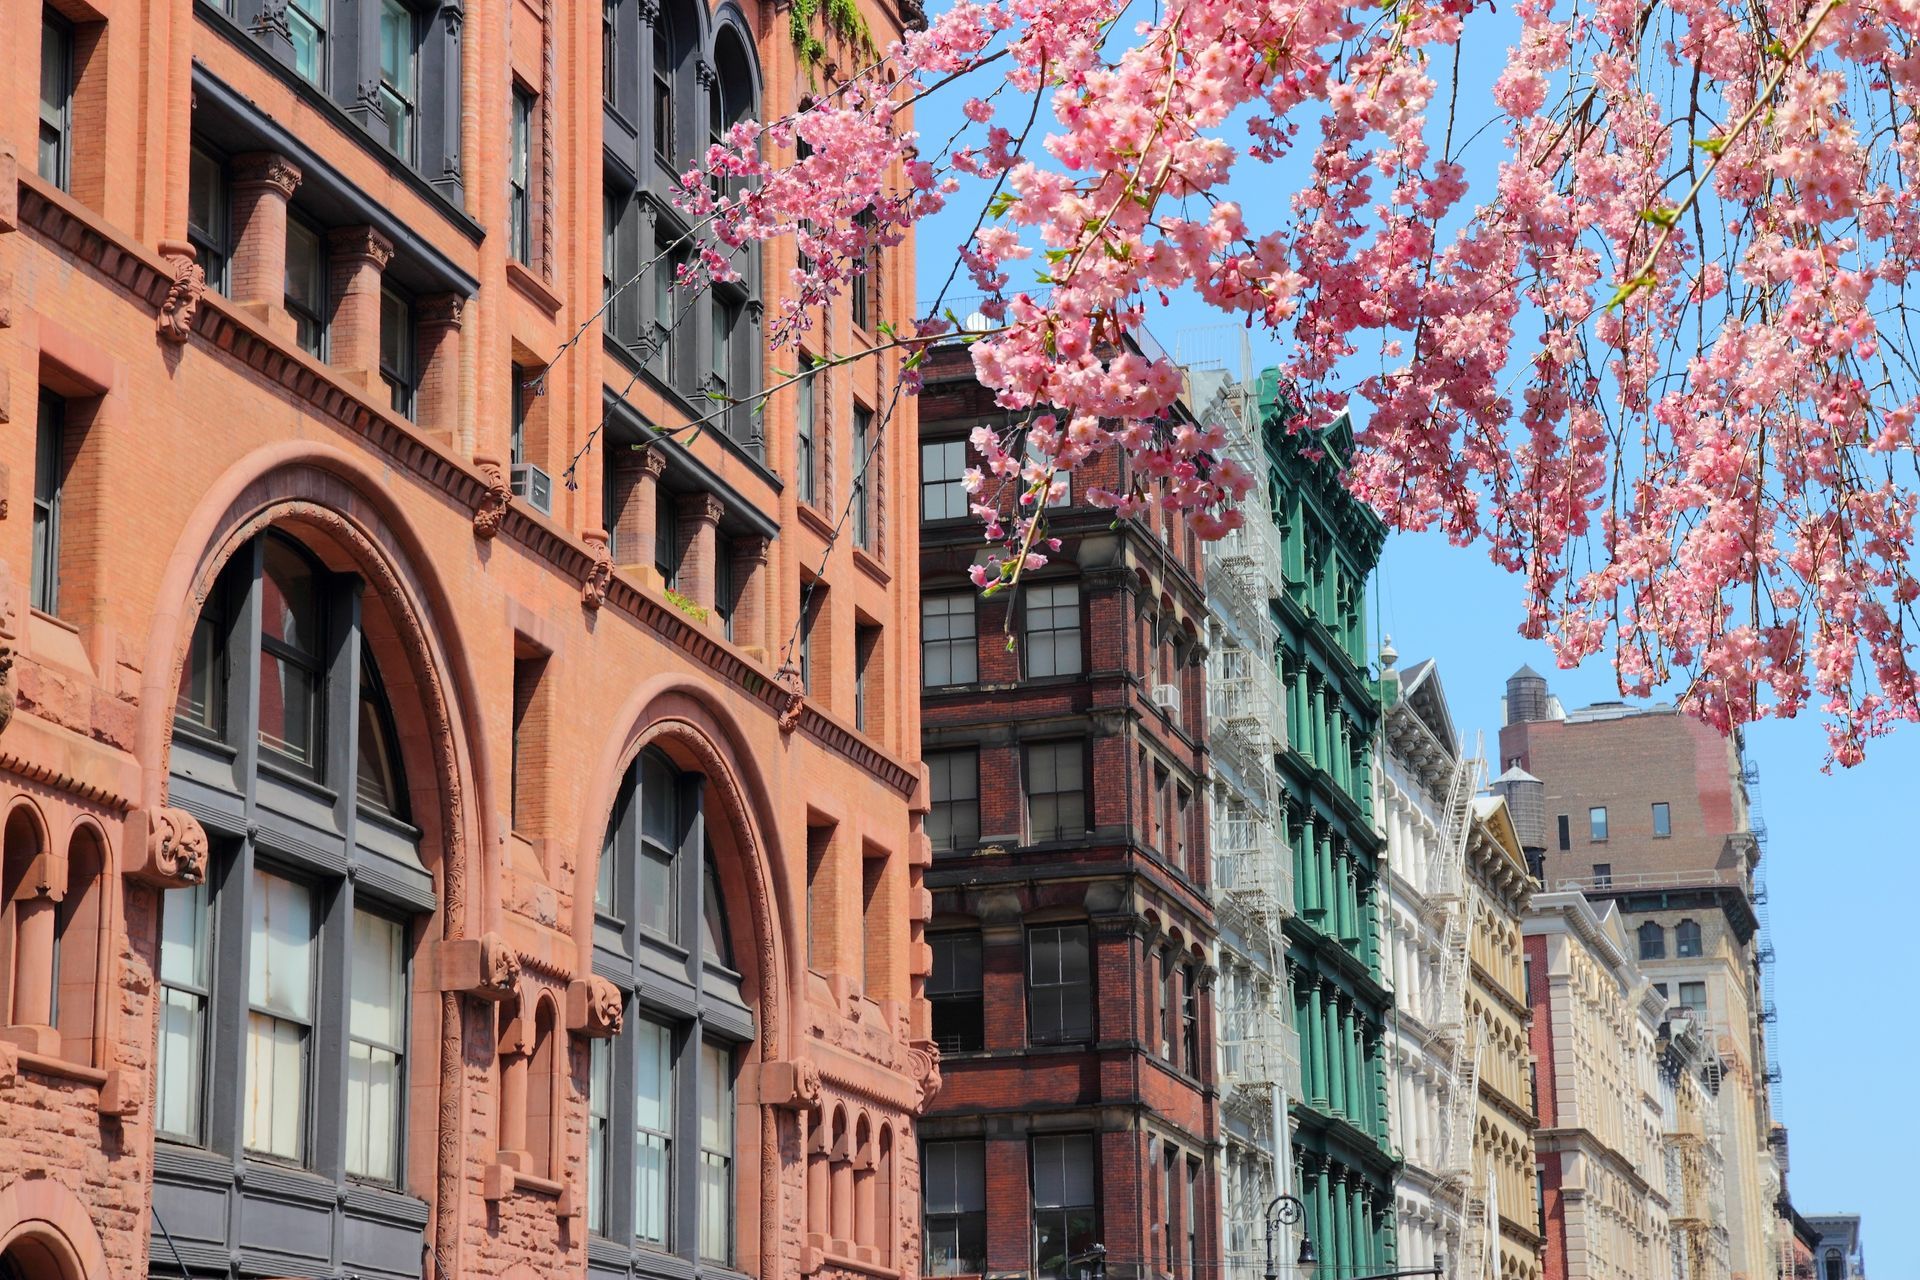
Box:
<box><xmin>903</xmin><ymin>11</ymin><xmax>1918</xmax><ymax>1266</ymax></box>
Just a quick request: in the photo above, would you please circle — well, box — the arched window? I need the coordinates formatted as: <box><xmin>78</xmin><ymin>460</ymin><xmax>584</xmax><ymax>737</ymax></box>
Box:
<box><xmin>1825</xmin><ymin>1250</ymin><xmax>1844</xmax><ymax>1280</ymax></box>
<box><xmin>155</xmin><ymin>530</ymin><xmax>434</xmax><ymax>1277</ymax></box>
<box><xmin>587</xmin><ymin>746</ymin><xmax>752</xmax><ymax>1271</ymax></box>
<box><xmin>1676</xmin><ymin>919</ymin><xmax>1703</xmax><ymax>958</ymax></box>
<box><xmin>1637</xmin><ymin>921</ymin><xmax>1666</xmax><ymax>961</ymax></box>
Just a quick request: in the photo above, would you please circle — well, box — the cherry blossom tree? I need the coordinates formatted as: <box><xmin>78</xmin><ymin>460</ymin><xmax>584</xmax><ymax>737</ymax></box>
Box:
<box><xmin>657</xmin><ymin>0</ymin><xmax>1920</xmax><ymax>762</ymax></box>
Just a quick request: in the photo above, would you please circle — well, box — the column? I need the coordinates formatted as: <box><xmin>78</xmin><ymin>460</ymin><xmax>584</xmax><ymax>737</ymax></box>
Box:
<box><xmin>414</xmin><ymin>294</ymin><xmax>463</xmax><ymax>441</ymax></box>
<box><xmin>325</xmin><ymin>226</ymin><xmax>395</xmax><ymax>385</ymax></box>
<box><xmin>675</xmin><ymin>492</ymin><xmax>724</xmax><ymax>609</ymax></box>
<box><xmin>622</xmin><ymin>450</ymin><xmax>675</xmax><ymax>571</ymax></box>
<box><xmin>1325</xmin><ymin>995</ymin><xmax>1346</xmax><ymax>1116</ymax></box>
<box><xmin>1351</xmin><ymin>1183</ymin><xmax>1372</xmax><ymax>1275</ymax></box>
<box><xmin>830</xmin><ymin>1141</ymin><xmax>854</xmax><ymax>1250</ymax></box>
<box><xmin>854</xmin><ymin>1144</ymin><xmax>876</xmax><ymax>1258</ymax></box>
<box><xmin>1306</xmin><ymin>981</ymin><xmax>1329</xmax><ymax>1106</ymax></box>
<box><xmin>1345</xmin><ymin>1012</ymin><xmax>1364</xmax><ymax>1126</ymax></box>
<box><xmin>498</xmin><ymin>1049</ymin><xmax>529</xmax><ymax>1165</ymax></box>
<box><xmin>1330</xmin><ymin>1175</ymin><xmax>1351</xmax><ymax>1277</ymax></box>
<box><xmin>229</xmin><ymin>152</ymin><xmax>302</xmax><ymax>324</ymax></box>
<box><xmin>9</xmin><ymin>895</ymin><xmax>57</xmax><ymax>1029</ymax></box>
<box><xmin>729</xmin><ymin>534</ymin><xmax>771</xmax><ymax>655</ymax></box>
<box><xmin>1315</xmin><ymin>829</ymin><xmax>1335</xmax><ymax>927</ymax></box>
<box><xmin>807</xmin><ymin>1117</ymin><xmax>831</xmax><ymax>1246</ymax></box>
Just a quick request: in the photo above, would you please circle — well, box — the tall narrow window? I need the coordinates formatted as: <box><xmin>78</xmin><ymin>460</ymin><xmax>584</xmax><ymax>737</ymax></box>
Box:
<box><xmin>588</xmin><ymin>1037</ymin><xmax>613</xmax><ymax>1235</ymax></box>
<box><xmin>922</xmin><ymin>594</ymin><xmax>978</xmax><ymax>687</ymax></box>
<box><xmin>378</xmin><ymin>0</ymin><xmax>419</xmax><ymax>159</ymax></box>
<box><xmin>39</xmin><ymin>9</ymin><xmax>73</xmax><ymax>192</ymax></box>
<box><xmin>380</xmin><ymin>287</ymin><xmax>416</xmax><ymax>419</ymax></box>
<box><xmin>1181</xmin><ymin>964</ymin><xmax>1201</xmax><ymax>1072</ymax></box>
<box><xmin>850</xmin><ymin>210</ymin><xmax>876</xmax><ymax>330</ymax></box>
<box><xmin>923</xmin><ymin>1140</ymin><xmax>987</xmax><ymax>1276</ymax></box>
<box><xmin>1588</xmin><ymin>806</ymin><xmax>1608</xmax><ymax>842</ymax></box>
<box><xmin>510</xmin><ymin>654</ymin><xmax>546</xmax><ymax>831</ymax></box>
<box><xmin>633</xmin><ymin>1017</ymin><xmax>672</xmax><ymax>1245</ymax></box>
<box><xmin>851</xmin><ymin>405</ymin><xmax>873</xmax><ymax>548</ymax></box>
<box><xmin>509</xmin><ymin>88</ymin><xmax>534</xmax><ymax>264</ymax></box>
<box><xmin>31</xmin><ymin>391</ymin><xmax>65</xmax><ymax>617</ymax></box>
<box><xmin>795</xmin><ymin>370</ymin><xmax>817</xmax><ymax>504</ymax></box>
<box><xmin>1556</xmin><ymin>814</ymin><xmax>1570</xmax><ymax>851</ymax></box>
<box><xmin>603</xmin><ymin>190</ymin><xmax>620</xmax><ymax>317</ymax></box>
<box><xmin>653</xmin><ymin>245</ymin><xmax>687</xmax><ymax>380</ymax></box>
<box><xmin>245</xmin><ymin>868</ymin><xmax>316</xmax><ymax>1161</ymax></box>
<box><xmin>714</xmin><ymin>535</ymin><xmax>736</xmax><ymax>641</ymax></box>
<box><xmin>1676</xmin><ymin>919</ymin><xmax>1703</xmax><ymax>958</ymax></box>
<box><xmin>654</xmin><ymin>493</ymin><xmax>681</xmax><ymax>589</ymax></box>
<box><xmin>346</xmin><ymin>909</ymin><xmax>407</xmax><ymax>1182</ymax></box>
<box><xmin>1159</xmin><ymin>950</ymin><xmax>1177</xmax><ymax>1060</ymax></box>
<box><xmin>286</xmin><ymin>217</ymin><xmax>329</xmax><ymax>358</ymax></box>
<box><xmin>1638</xmin><ymin>921</ymin><xmax>1666</xmax><ymax>961</ymax></box>
<box><xmin>636</xmin><ymin>752</ymin><xmax>678</xmax><ymax>939</ymax></box>
<box><xmin>259</xmin><ymin>538</ymin><xmax>326</xmax><ymax>771</ymax></box>
<box><xmin>1184</xmin><ymin>1159</ymin><xmax>1199</xmax><ymax>1279</ymax></box>
<box><xmin>854</xmin><ymin>623</ymin><xmax>879</xmax><ymax>732</ymax></box>
<box><xmin>928</xmin><ymin>932</ymin><xmax>984</xmax><ymax>1053</ymax></box>
<box><xmin>188</xmin><ymin>146</ymin><xmax>232</xmax><ymax>295</ymax></box>
<box><xmin>1652</xmin><ymin>802</ymin><xmax>1672</xmax><ymax>837</ymax></box>
<box><xmin>1025</xmin><ymin>741</ymin><xmax>1087</xmax><ymax>841</ymax></box>
<box><xmin>710</xmin><ymin>297</ymin><xmax>736</xmax><ymax>417</ymax></box>
<box><xmin>925</xmin><ymin>749</ymin><xmax>979</xmax><ymax>853</ymax></box>
<box><xmin>288</xmin><ymin>0</ymin><xmax>328</xmax><ymax>85</ymax></box>
<box><xmin>509</xmin><ymin>363</ymin><xmax>530</xmax><ymax>469</ymax></box>
<box><xmin>602</xmin><ymin>0</ymin><xmax>618</xmax><ymax>104</ymax></box>
<box><xmin>652</xmin><ymin>21</ymin><xmax>675</xmax><ymax>165</ymax></box>
<box><xmin>798</xmin><ymin>585</ymin><xmax>818</xmax><ymax>693</ymax></box>
<box><xmin>156</xmin><ymin>882</ymin><xmax>213</xmax><ymax>1142</ymax></box>
<box><xmin>921</xmin><ymin>439</ymin><xmax>969</xmax><ymax>521</ymax></box>
<box><xmin>1023</xmin><ymin>583</ymin><xmax>1082</xmax><ymax>678</ymax></box>
<box><xmin>1027</xmin><ymin>924</ymin><xmax>1092</xmax><ymax>1044</ymax></box>
<box><xmin>697</xmin><ymin>1041</ymin><xmax>735</xmax><ymax>1264</ymax></box>
<box><xmin>1031</xmin><ymin>1135</ymin><xmax>1097</xmax><ymax>1280</ymax></box>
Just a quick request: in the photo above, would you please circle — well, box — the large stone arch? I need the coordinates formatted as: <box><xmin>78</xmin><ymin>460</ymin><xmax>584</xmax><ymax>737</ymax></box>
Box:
<box><xmin>129</xmin><ymin>442</ymin><xmax>492</xmax><ymax>1280</ymax></box>
<box><xmin>0</xmin><ymin>1179</ymin><xmax>113</xmax><ymax>1280</ymax></box>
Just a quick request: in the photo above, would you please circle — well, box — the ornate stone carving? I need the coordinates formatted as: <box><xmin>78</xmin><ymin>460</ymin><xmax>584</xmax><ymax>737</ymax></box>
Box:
<box><xmin>760</xmin><ymin>1059</ymin><xmax>823</xmax><ymax>1112</ymax></box>
<box><xmin>156</xmin><ymin>241</ymin><xmax>204</xmax><ymax>344</ymax></box>
<box><xmin>566</xmin><ymin>975</ymin><xmax>624</xmax><ymax>1038</ymax></box>
<box><xmin>776</xmin><ymin>662</ymin><xmax>806</xmax><ymax>734</ymax></box>
<box><xmin>232</xmin><ymin>152</ymin><xmax>303</xmax><ymax>198</ymax></box>
<box><xmin>326</xmin><ymin>225</ymin><xmax>396</xmax><ymax>269</ymax></box>
<box><xmin>417</xmin><ymin>294</ymin><xmax>465</xmax><ymax>330</ymax></box>
<box><xmin>581</xmin><ymin>530</ymin><xmax>614</xmax><ymax>611</ymax></box>
<box><xmin>907</xmin><ymin>1038</ymin><xmax>943</xmax><ymax>1111</ymax></box>
<box><xmin>433</xmin><ymin>932</ymin><xmax>521</xmax><ymax>1001</ymax></box>
<box><xmin>128</xmin><ymin>806</ymin><xmax>210</xmax><ymax>887</ymax></box>
<box><xmin>472</xmin><ymin>455</ymin><xmax>513</xmax><ymax>539</ymax></box>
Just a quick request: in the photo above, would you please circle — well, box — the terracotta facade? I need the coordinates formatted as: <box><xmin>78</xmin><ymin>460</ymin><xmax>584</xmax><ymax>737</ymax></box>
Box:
<box><xmin>0</xmin><ymin>1</ymin><xmax>929</xmax><ymax>1280</ymax></box>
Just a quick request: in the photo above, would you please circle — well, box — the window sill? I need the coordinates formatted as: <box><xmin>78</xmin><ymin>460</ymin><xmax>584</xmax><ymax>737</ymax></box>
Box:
<box><xmin>482</xmin><ymin>1160</ymin><xmax>578</xmax><ymax>1217</ymax></box>
<box><xmin>814</xmin><ymin>1246</ymin><xmax>898</xmax><ymax>1279</ymax></box>
<box><xmin>796</xmin><ymin>503</ymin><xmax>836</xmax><ymax>541</ymax></box>
<box><xmin>507</xmin><ymin>258</ymin><xmax>564</xmax><ymax>316</ymax></box>
<box><xmin>852</xmin><ymin>545</ymin><xmax>890</xmax><ymax>586</ymax></box>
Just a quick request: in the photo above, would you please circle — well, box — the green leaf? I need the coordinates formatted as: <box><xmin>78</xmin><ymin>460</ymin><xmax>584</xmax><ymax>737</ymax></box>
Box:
<box><xmin>1639</xmin><ymin>206</ymin><xmax>1679</xmax><ymax>228</ymax></box>
<box><xmin>1692</xmin><ymin>136</ymin><xmax>1726</xmax><ymax>155</ymax></box>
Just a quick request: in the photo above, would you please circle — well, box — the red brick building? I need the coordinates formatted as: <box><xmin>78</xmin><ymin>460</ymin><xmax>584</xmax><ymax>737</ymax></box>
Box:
<box><xmin>912</xmin><ymin>337</ymin><xmax>1220</xmax><ymax>1280</ymax></box>
<box><xmin>0</xmin><ymin>2</ymin><xmax>932</xmax><ymax>1280</ymax></box>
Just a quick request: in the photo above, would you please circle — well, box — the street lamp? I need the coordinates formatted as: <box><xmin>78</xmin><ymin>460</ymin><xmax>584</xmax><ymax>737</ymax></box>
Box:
<box><xmin>1262</xmin><ymin>1195</ymin><xmax>1317</xmax><ymax>1280</ymax></box>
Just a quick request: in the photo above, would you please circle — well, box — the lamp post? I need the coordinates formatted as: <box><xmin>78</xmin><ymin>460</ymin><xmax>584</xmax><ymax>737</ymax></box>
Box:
<box><xmin>1262</xmin><ymin>1195</ymin><xmax>1318</xmax><ymax>1280</ymax></box>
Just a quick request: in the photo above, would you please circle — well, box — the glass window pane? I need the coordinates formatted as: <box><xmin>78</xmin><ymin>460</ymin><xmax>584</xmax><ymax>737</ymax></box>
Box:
<box><xmin>261</xmin><ymin>539</ymin><xmax>320</xmax><ymax>655</ymax></box>
<box><xmin>588</xmin><ymin>1037</ymin><xmax>612</xmax><ymax>1235</ymax></box>
<box><xmin>349</xmin><ymin>910</ymin><xmax>405</xmax><ymax>1047</ymax></box>
<box><xmin>638</xmin><ymin>845</ymin><xmax>674</xmax><ymax>937</ymax></box>
<box><xmin>245</xmin><ymin>1011</ymin><xmax>307</xmax><ymax>1159</ymax></box>
<box><xmin>249</xmin><ymin>870</ymin><xmax>313</xmax><ymax>1020</ymax></box>
<box><xmin>160</xmin><ymin>880</ymin><xmax>210</xmax><ymax>988</ymax></box>
<box><xmin>157</xmin><ymin>985</ymin><xmax>206</xmax><ymax>1140</ymax></box>
<box><xmin>634</xmin><ymin>1018</ymin><xmax>672</xmax><ymax>1246</ymax></box>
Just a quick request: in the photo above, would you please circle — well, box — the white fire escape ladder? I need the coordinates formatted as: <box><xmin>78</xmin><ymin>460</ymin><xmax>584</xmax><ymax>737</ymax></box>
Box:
<box><xmin>1438</xmin><ymin>1014</ymin><xmax>1485</xmax><ymax>1183</ymax></box>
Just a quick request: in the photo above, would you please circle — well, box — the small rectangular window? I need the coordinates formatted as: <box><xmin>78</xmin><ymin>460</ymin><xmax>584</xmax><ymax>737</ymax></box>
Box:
<box><xmin>850</xmin><ymin>210</ymin><xmax>876</xmax><ymax>331</ymax></box>
<box><xmin>655</xmin><ymin>494</ymin><xmax>681</xmax><ymax>589</ymax></box>
<box><xmin>39</xmin><ymin>9</ymin><xmax>73</xmax><ymax>192</ymax></box>
<box><xmin>378</xmin><ymin>0</ymin><xmax>419</xmax><ymax>160</ymax></box>
<box><xmin>711</xmin><ymin>297</ymin><xmax>736</xmax><ymax>411</ymax></box>
<box><xmin>1652</xmin><ymin>802</ymin><xmax>1671</xmax><ymax>838</ymax></box>
<box><xmin>511</xmin><ymin>654</ymin><xmax>548</xmax><ymax>832</ymax></box>
<box><xmin>1027</xmin><ymin>924</ymin><xmax>1091</xmax><ymax>1044</ymax></box>
<box><xmin>927</xmin><ymin>749</ymin><xmax>980</xmax><ymax>854</ymax></box>
<box><xmin>923</xmin><ymin>1140</ymin><xmax>987</xmax><ymax>1276</ymax></box>
<box><xmin>852</xmin><ymin>405</ymin><xmax>874</xmax><ymax>548</ymax></box>
<box><xmin>601</xmin><ymin>0</ymin><xmax>618</xmax><ymax>104</ymax></box>
<box><xmin>928</xmin><ymin>933</ymin><xmax>984</xmax><ymax>1053</ymax></box>
<box><xmin>1026</xmin><ymin>740</ymin><xmax>1087</xmax><ymax>841</ymax></box>
<box><xmin>1588</xmin><ymin>806</ymin><xmax>1609</xmax><ymax>842</ymax></box>
<box><xmin>633</xmin><ymin>1017</ymin><xmax>673</xmax><ymax>1245</ymax></box>
<box><xmin>1023</xmin><ymin>582</ymin><xmax>1082</xmax><ymax>678</ymax></box>
<box><xmin>286</xmin><ymin>216</ymin><xmax>329</xmax><ymax>358</ymax></box>
<box><xmin>244</xmin><ymin>868</ymin><xmax>316</xmax><ymax>1162</ymax></box>
<box><xmin>1556</xmin><ymin>814</ymin><xmax>1570</xmax><ymax>851</ymax></box>
<box><xmin>1678</xmin><ymin>981</ymin><xmax>1706</xmax><ymax>1011</ymax></box>
<box><xmin>798</xmin><ymin>584</ymin><xmax>818</xmax><ymax>693</ymax></box>
<box><xmin>188</xmin><ymin>146</ymin><xmax>232</xmax><ymax>295</ymax></box>
<box><xmin>346</xmin><ymin>909</ymin><xmax>407</xmax><ymax>1182</ymax></box>
<box><xmin>795</xmin><ymin>370</ymin><xmax>818</xmax><ymax>505</ymax></box>
<box><xmin>637</xmin><ymin>753</ymin><xmax>678</xmax><ymax>940</ymax></box>
<box><xmin>32</xmin><ymin>391</ymin><xmax>66</xmax><ymax>616</ymax></box>
<box><xmin>854</xmin><ymin>623</ymin><xmax>879</xmax><ymax>733</ymax></box>
<box><xmin>510</xmin><ymin>87</ymin><xmax>534</xmax><ymax>264</ymax></box>
<box><xmin>653</xmin><ymin>245</ymin><xmax>687</xmax><ymax>382</ymax></box>
<box><xmin>1031</xmin><ymin>1134</ymin><xmax>1098</xmax><ymax>1279</ymax></box>
<box><xmin>921</xmin><ymin>438</ymin><xmax>970</xmax><ymax>521</ymax></box>
<box><xmin>380</xmin><ymin>287</ymin><xmax>416</xmax><ymax>419</ymax></box>
<box><xmin>157</xmin><ymin>881</ymin><xmax>213</xmax><ymax>1142</ymax></box>
<box><xmin>652</xmin><ymin>27</ymin><xmax>674</xmax><ymax>164</ymax></box>
<box><xmin>1592</xmin><ymin>862</ymin><xmax>1612</xmax><ymax>888</ymax></box>
<box><xmin>1181</xmin><ymin>963</ymin><xmax>1201</xmax><ymax>1072</ymax></box>
<box><xmin>697</xmin><ymin>1040</ymin><xmax>735</xmax><ymax>1264</ymax></box>
<box><xmin>922</xmin><ymin>593</ymin><xmax>978</xmax><ymax>687</ymax></box>
<box><xmin>288</xmin><ymin>0</ymin><xmax>328</xmax><ymax>85</ymax></box>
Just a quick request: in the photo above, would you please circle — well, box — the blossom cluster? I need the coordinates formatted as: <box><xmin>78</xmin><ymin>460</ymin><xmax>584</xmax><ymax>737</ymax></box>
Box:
<box><xmin>668</xmin><ymin>0</ymin><xmax>1920</xmax><ymax>761</ymax></box>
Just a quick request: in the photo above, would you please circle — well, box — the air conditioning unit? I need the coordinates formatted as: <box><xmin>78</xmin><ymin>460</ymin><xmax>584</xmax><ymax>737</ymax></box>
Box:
<box><xmin>1150</xmin><ymin>683</ymin><xmax>1181</xmax><ymax>713</ymax></box>
<box><xmin>511</xmin><ymin>463</ymin><xmax>552</xmax><ymax>515</ymax></box>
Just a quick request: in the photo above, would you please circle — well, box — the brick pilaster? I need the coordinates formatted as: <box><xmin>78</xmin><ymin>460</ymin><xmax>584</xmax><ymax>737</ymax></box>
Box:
<box><xmin>325</xmin><ymin>226</ymin><xmax>395</xmax><ymax>388</ymax></box>
<box><xmin>229</xmin><ymin>153</ymin><xmax>302</xmax><ymax>332</ymax></box>
<box><xmin>675</xmin><ymin>492</ymin><xmax>724</xmax><ymax>609</ymax></box>
<box><xmin>730</xmin><ymin>534</ymin><xmax>771</xmax><ymax>656</ymax></box>
<box><xmin>415</xmin><ymin>294</ymin><xmax>464</xmax><ymax>441</ymax></box>
<box><xmin>613</xmin><ymin>449</ymin><xmax>669</xmax><ymax>571</ymax></box>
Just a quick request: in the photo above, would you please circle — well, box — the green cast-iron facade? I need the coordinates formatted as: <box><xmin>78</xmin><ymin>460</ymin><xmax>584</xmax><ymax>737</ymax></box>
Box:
<box><xmin>1261</xmin><ymin>373</ymin><xmax>1397</xmax><ymax>1278</ymax></box>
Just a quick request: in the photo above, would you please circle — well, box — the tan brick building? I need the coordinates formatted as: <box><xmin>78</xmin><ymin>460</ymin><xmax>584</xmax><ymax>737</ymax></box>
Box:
<box><xmin>0</xmin><ymin>3</ymin><xmax>931</xmax><ymax>1280</ymax></box>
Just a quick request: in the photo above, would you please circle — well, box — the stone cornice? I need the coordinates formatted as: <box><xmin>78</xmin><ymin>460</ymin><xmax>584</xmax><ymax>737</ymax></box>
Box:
<box><xmin>15</xmin><ymin>175</ymin><xmax>919</xmax><ymax>798</ymax></box>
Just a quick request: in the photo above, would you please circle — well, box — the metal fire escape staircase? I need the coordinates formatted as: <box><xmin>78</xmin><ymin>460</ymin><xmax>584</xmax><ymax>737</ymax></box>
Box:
<box><xmin>1426</xmin><ymin>743</ymin><xmax>1485</xmax><ymax>1280</ymax></box>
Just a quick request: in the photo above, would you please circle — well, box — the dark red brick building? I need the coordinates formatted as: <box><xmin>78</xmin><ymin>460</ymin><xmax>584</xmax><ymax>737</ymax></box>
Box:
<box><xmin>912</xmin><ymin>337</ymin><xmax>1220</xmax><ymax>1280</ymax></box>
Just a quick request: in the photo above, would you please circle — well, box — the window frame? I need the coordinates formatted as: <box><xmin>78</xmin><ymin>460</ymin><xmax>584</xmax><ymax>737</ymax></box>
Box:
<box><xmin>922</xmin><ymin>1139</ymin><xmax>988</xmax><ymax>1277</ymax></box>
<box><xmin>1588</xmin><ymin>805</ymin><xmax>1609</xmax><ymax>842</ymax></box>
<box><xmin>285</xmin><ymin>213</ymin><xmax>331</xmax><ymax>359</ymax></box>
<box><xmin>922</xmin><ymin>592</ymin><xmax>978</xmax><ymax>688</ymax></box>
<box><xmin>1637</xmin><ymin>921</ymin><xmax>1666</xmax><ymax>961</ymax></box>
<box><xmin>257</xmin><ymin>534</ymin><xmax>330</xmax><ymax>775</ymax></box>
<box><xmin>920</xmin><ymin>437</ymin><xmax>970</xmax><ymax>522</ymax></box>
<box><xmin>1026</xmin><ymin>923</ymin><xmax>1092</xmax><ymax>1046</ymax></box>
<box><xmin>926</xmin><ymin>749</ymin><xmax>981</xmax><ymax>854</ymax></box>
<box><xmin>851</xmin><ymin>404</ymin><xmax>874</xmax><ymax>549</ymax></box>
<box><xmin>376</xmin><ymin>0</ymin><xmax>421</xmax><ymax>162</ymax></box>
<box><xmin>509</xmin><ymin>85</ymin><xmax>535</xmax><ymax>265</ymax></box>
<box><xmin>1022</xmin><ymin>581</ymin><xmax>1083</xmax><ymax>679</ymax></box>
<box><xmin>928</xmin><ymin>931</ymin><xmax>984</xmax><ymax>1053</ymax></box>
<box><xmin>31</xmin><ymin>390</ymin><xmax>65</xmax><ymax>617</ymax></box>
<box><xmin>188</xmin><ymin>144</ymin><xmax>234</xmax><ymax>295</ymax></box>
<box><xmin>39</xmin><ymin>7</ymin><xmax>74</xmax><ymax>193</ymax></box>
<box><xmin>795</xmin><ymin>368</ymin><xmax>818</xmax><ymax>505</ymax></box>
<box><xmin>1030</xmin><ymin>1133</ymin><xmax>1098</xmax><ymax>1280</ymax></box>
<box><xmin>1024</xmin><ymin>740</ymin><xmax>1088</xmax><ymax>843</ymax></box>
<box><xmin>344</xmin><ymin>904</ymin><xmax>410</xmax><ymax>1185</ymax></box>
<box><xmin>379</xmin><ymin>284</ymin><xmax>417</xmax><ymax>420</ymax></box>
<box><xmin>1652</xmin><ymin>801</ymin><xmax>1672</xmax><ymax>838</ymax></box>
<box><xmin>1676</xmin><ymin>918</ymin><xmax>1703</xmax><ymax>958</ymax></box>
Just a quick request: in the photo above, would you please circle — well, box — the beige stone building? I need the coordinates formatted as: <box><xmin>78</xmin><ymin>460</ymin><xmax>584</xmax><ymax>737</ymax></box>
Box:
<box><xmin>1465</xmin><ymin>798</ymin><xmax>1541</xmax><ymax>1280</ymax></box>
<box><xmin>1660</xmin><ymin>1014</ymin><xmax>1733</xmax><ymax>1280</ymax></box>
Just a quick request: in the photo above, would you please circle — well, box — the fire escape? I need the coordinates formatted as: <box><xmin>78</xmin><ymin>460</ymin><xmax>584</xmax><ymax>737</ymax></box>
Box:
<box><xmin>1428</xmin><ymin>743</ymin><xmax>1489</xmax><ymax>1280</ymax></box>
